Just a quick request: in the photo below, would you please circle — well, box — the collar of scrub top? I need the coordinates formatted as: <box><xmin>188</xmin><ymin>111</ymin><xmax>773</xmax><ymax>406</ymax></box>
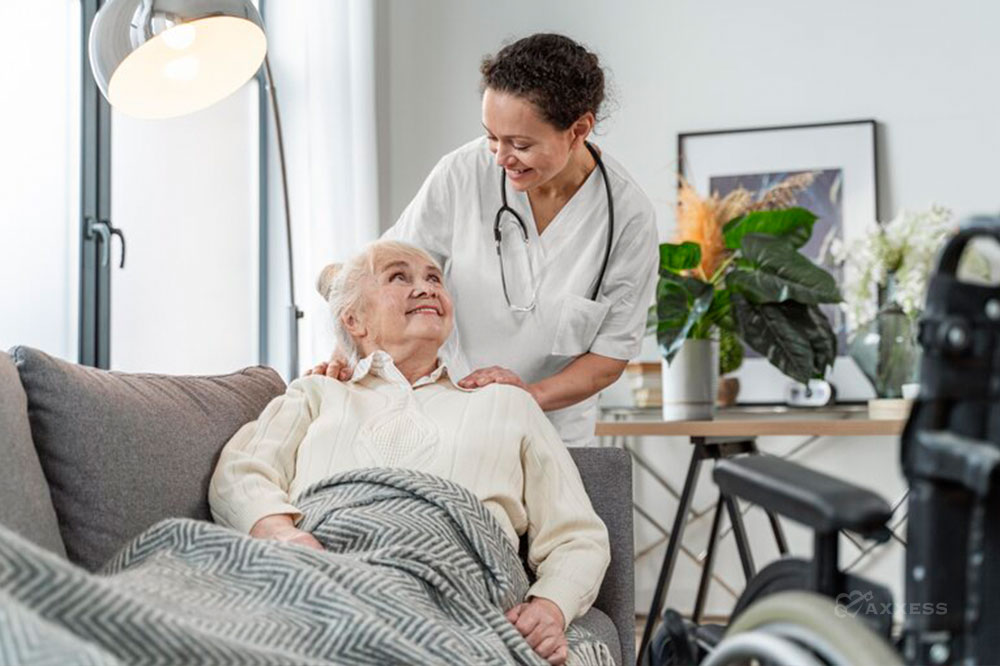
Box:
<box><xmin>493</xmin><ymin>140</ymin><xmax>616</xmax><ymax>311</ymax></box>
<box><xmin>348</xmin><ymin>350</ymin><xmax>476</xmax><ymax>392</ymax></box>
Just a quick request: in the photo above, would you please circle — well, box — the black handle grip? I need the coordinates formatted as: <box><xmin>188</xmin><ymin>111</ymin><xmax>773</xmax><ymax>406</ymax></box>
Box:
<box><xmin>935</xmin><ymin>215</ymin><xmax>1000</xmax><ymax>277</ymax></box>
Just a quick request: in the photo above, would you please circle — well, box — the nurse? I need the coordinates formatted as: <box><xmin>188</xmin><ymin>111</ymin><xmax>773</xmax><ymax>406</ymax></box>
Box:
<box><xmin>317</xmin><ymin>33</ymin><xmax>658</xmax><ymax>446</ymax></box>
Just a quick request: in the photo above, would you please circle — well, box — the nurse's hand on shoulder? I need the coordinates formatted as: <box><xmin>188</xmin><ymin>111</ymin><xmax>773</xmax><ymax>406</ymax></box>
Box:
<box><xmin>305</xmin><ymin>349</ymin><xmax>353</xmax><ymax>381</ymax></box>
<box><xmin>458</xmin><ymin>366</ymin><xmax>537</xmax><ymax>400</ymax></box>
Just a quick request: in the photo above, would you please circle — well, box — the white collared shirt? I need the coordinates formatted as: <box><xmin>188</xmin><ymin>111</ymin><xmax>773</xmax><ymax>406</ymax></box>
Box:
<box><xmin>383</xmin><ymin>137</ymin><xmax>659</xmax><ymax>445</ymax></box>
<box><xmin>209</xmin><ymin>350</ymin><xmax>611</xmax><ymax>626</ymax></box>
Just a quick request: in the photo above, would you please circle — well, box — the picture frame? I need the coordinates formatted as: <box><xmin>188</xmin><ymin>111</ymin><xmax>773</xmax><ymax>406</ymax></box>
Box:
<box><xmin>677</xmin><ymin>120</ymin><xmax>880</xmax><ymax>403</ymax></box>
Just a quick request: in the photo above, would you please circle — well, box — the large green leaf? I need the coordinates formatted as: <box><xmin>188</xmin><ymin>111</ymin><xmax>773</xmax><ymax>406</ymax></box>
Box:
<box><xmin>732</xmin><ymin>294</ymin><xmax>819</xmax><ymax>384</ymax></box>
<box><xmin>645</xmin><ymin>305</ymin><xmax>658</xmax><ymax>336</ymax></box>
<box><xmin>723</xmin><ymin>208</ymin><xmax>818</xmax><ymax>250</ymax></box>
<box><xmin>729</xmin><ymin>233</ymin><xmax>841</xmax><ymax>304</ymax></box>
<box><xmin>659</xmin><ymin>242</ymin><xmax>702</xmax><ymax>273</ymax></box>
<box><xmin>656</xmin><ymin>273</ymin><xmax>714</xmax><ymax>362</ymax></box>
<box><xmin>656</xmin><ymin>276</ymin><xmax>690</xmax><ymax>325</ymax></box>
<box><xmin>693</xmin><ymin>288</ymin><xmax>734</xmax><ymax>338</ymax></box>
<box><xmin>803</xmin><ymin>305</ymin><xmax>838</xmax><ymax>373</ymax></box>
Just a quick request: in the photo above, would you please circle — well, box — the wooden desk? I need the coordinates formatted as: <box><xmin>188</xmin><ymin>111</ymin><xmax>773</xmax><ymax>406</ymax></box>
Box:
<box><xmin>597</xmin><ymin>404</ymin><xmax>905</xmax><ymax>438</ymax></box>
<box><xmin>596</xmin><ymin>418</ymin><xmax>905</xmax><ymax>438</ymax></box>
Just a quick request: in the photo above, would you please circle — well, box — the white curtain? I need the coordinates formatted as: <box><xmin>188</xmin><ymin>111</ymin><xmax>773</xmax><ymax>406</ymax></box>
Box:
<box><xmin>265</xmin><ymin>0</ymin><xmax>380</xmax><ymax>380</ymax></box>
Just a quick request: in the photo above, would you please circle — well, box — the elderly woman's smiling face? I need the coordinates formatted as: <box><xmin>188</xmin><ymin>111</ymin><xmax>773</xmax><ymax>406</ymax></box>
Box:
<box><xmin>345</xmin><ymin>251</ymin><xmax>454</xmax><ymax>355</ymax></box>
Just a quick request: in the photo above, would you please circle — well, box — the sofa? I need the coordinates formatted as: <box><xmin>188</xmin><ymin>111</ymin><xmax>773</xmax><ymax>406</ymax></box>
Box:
<box><xmin>0</xmin><ymin>346</ymin><xmax>635</xmax><ymax>665</ymax></box>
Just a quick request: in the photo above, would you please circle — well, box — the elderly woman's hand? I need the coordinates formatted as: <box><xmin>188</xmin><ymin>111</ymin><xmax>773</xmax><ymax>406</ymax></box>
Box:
<box><xmin>249</xmin><ymin>514</ymin><xmax>324</xmax><ymax>551</ymax></box>
<box><xmin>305</xmin><ymin>349</ymin><xmax>353</xmax><ymax>381</ymax></box>
<box><xmin>505</xmin><ymin>598</ymin><xmax>568</xmax><ymax>665</ymax></box>
<box><xmin>458</xmin><ymin>366</ymin><xmax>538</xmax><ymax>401</ymax></box>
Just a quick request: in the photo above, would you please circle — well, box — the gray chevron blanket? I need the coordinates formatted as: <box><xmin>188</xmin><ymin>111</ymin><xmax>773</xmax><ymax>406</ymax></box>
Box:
<box><xmin>0</xmin><ymin>468</ymin><xmax>614</xmax><ymax>665</ymax></box>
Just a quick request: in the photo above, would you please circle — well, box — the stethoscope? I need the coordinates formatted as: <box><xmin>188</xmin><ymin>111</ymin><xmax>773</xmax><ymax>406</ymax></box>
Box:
<box><xmin>493</xmin><ymin>141</ymin><xmax>615</xmax><ymax>312</ymax></box>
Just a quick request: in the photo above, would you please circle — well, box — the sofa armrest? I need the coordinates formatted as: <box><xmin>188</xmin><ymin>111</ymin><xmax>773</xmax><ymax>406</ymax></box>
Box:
<box><xmin>569</xmin><ymin>446</ymin><xmax>634</xmax><ymax>666</ymax></box>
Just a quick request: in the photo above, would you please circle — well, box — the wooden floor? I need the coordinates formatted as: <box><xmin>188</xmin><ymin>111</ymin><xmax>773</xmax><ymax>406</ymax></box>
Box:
<box><xmin>635</xmin><ymin>615</ymin><xmax>646</xmax><ymax>653</ymax></box>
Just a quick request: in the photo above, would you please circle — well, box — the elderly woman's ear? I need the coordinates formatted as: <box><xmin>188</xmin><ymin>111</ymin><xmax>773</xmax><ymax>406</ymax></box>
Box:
<box><xmin>342</xmin><ymin>311</ymin><xmax>366</xmax><ymax>339</ymax></box>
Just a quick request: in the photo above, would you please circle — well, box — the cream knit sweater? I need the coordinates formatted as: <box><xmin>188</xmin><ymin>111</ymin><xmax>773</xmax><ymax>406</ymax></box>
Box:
<box><xmin>208</xmin><ymin>350</ymin><xmax>610</xmax><ymax>627</ymax></box>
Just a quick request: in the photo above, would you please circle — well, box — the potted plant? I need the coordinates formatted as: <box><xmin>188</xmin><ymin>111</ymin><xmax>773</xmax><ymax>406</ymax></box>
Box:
<box><xmin>653</xmin><ymin>178</ymin><xmax>842</xmax><ymax>419</ymax></box>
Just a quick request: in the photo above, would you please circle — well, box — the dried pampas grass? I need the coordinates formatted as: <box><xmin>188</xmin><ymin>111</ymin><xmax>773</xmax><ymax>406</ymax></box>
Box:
<box><xmin>748</xmin><ymin>171</ymin><xmax>816</xmax><ymax>212</ymax></box>
<box><xmin>674</xmin><ymin>171</ymin><xmax>819</xmax><ymax>279</ymax></box>
<box><xmin>675</xmin><ymin>178</ymin><xmax>747</xmax><ymax>279</ymax></box>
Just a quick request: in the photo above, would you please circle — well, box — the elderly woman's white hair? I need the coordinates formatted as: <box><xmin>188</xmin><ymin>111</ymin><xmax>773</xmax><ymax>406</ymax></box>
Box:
<box><xmin>316</xmin><ymin>240</ymin><xmax>443</xmax><ymax>363</ymax></box>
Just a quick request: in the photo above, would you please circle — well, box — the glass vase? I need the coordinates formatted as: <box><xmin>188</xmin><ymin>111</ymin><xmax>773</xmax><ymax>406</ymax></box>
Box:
<box><xmin>848</xmin><ymin>302</ymin><xmax>920</xmax><ymax>399</ymax></box>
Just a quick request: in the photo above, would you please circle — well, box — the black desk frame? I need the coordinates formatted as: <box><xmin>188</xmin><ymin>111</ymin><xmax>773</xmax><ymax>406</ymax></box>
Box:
<box><xmin>636</xmin><ymin>435</ymin><xmax>789</xmax><ymax>664</ymax></box>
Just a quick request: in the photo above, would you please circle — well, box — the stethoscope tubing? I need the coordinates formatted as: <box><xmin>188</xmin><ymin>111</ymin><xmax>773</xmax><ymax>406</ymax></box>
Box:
<box><xmin>494</xmin><ymin>141</ymin><xmax>615</xmax><ymax>304</ymax></box>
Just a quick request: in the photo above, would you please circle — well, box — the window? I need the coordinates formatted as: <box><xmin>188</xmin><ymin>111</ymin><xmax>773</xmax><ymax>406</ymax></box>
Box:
<box><xmin>109</xmin><ymin>82</ymin><xmax>260</xmax><ymax>374</ymax></box>
<box><xmin>0</xmin><ymin>1</ymin><xmax>81</xmax><ymax>360</ymax></box>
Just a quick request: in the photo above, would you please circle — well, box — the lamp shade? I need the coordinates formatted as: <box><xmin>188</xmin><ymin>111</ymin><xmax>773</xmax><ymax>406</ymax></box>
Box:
<box><xmin>89</xmin><ymin>0</ymin><xmax>266</xmax><ymax>119</ymax></box>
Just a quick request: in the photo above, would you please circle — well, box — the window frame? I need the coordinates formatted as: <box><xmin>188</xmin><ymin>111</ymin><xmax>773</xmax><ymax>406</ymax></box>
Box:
<box><xmin>79</xmin><ymin>0</ymin><xmax>112</xmax><ymax>368</ymax></box>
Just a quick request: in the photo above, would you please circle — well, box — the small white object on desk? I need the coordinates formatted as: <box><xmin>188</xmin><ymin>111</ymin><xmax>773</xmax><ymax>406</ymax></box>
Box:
<box><xmin>786</xmin><ymin>379</ymin><xmax>836</xmax><ymax>407</ymax></box>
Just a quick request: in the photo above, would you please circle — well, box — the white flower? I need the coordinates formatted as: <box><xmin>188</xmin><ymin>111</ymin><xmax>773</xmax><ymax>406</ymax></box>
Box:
<box><xmin>833</xmin><ymin>205</ymin><xmax>956</xmax><ymax>336</ymax></box>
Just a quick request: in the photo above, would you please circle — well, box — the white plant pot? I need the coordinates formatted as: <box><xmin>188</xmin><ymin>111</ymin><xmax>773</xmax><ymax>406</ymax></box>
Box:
<box><xmin>661</xmin><ymin>339</ymin><xmax>719</xmax><ymax>421</ymax></box>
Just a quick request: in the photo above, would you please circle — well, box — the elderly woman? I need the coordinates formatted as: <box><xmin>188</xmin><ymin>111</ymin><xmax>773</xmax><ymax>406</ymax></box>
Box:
<box><xmin>209</xmin><ymin>239</ymin><xmax>610</xmax><ymax>666</ymax></box>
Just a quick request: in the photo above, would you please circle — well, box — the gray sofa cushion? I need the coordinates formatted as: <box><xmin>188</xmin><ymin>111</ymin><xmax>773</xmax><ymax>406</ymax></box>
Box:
<box><xmin>569</xmin><ymin>446</ymin><xmax>635</xmax><ymax>666</ymax></box>
<box><xmin>0</xmin><ymin>351</ymin><xmax>66</xmax><ymax>558</ymax></box>
<box><xmin>11</xmin><ymin>346</ymin><xmax>285</xmax><ymax>571</ymax></box>
<box><xmin>574</xmin><ymin>607</ymin><xmax>623</xmax><ymax>666</ymax></box>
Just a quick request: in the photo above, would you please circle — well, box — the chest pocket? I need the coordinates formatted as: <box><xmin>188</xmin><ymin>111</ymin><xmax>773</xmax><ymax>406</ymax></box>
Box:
<box><xmin>551</xmin><ymin>295</ymin><xmax>611</xmax><ymax>357</ymax></box>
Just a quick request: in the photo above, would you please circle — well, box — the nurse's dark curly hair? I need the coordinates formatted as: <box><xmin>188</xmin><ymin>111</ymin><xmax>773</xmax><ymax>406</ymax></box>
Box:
<box><xmin>480</xmin><ymin>33</ymin><xmax>607</xmax><ymax>130</ymax></box>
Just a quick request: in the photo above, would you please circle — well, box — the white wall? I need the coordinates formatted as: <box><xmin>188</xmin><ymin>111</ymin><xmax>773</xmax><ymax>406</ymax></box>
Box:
<box><xmin>376</xmin><ymin>0</ymin><xmax>1000</xmax><ymax>617</ymax></box>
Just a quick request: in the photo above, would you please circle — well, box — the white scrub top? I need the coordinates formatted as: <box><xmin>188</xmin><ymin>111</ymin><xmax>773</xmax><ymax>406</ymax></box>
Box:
<box><xmin>384</xmin><ymin>137</ymin><xmax>658</xmax><ymax>446</ymax></box>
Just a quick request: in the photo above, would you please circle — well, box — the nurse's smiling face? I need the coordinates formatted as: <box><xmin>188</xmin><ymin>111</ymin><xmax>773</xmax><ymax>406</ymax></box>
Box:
<box><xmin>346</xmin><ymin>252</ymin><xmax>454</xmax><ymax>356</ymax></box>
<box><xmin>482</xmin><ymin>88</ymin><xmax>589</xmax><ymax>193</ymax></box>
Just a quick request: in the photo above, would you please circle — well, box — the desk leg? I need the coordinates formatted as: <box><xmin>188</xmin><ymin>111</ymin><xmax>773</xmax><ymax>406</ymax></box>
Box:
<box><xmin>693</xmin><ymin>494</ymin><xmax>725</xmax><ymax>624</ymax></box>
<box><xmin>637</xmin><ymin>448</ymin><xmax>703</xmax><ymax>664</ymax></box>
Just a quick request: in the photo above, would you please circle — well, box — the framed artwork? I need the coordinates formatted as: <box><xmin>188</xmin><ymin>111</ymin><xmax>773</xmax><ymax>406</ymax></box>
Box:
<box><xmin>678</xmin><ymin>120</ymin><xmax>880</xmax><ymax>403</ymax></box>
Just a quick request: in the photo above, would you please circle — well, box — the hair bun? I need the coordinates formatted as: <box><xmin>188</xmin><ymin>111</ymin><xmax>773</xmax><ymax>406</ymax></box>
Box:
<box><xmin>316</xmin><ymin>263</ymin><xmax>342</xmax><ymax>301</ymax></box>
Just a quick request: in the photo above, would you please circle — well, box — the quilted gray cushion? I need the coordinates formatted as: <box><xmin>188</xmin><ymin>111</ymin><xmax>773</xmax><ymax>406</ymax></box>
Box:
<box><xmin>0</xmin><ymin>351</ymin><xmax>65</xmax><ymax>557</ymax></box>
<box><xmin>11</xmin><ymin>346</ymin><xmax>285</xmax><ymax>571</ymax></box>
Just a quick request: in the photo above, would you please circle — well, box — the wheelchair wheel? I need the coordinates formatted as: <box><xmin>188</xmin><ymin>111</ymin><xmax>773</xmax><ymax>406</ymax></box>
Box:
<box><xmin>702</xmin><ymin>591</ymin><xmax>902</xmax><ymax>666</ymax></box>
<box><xmin>731</xmin><ymin>557</ymin><xmax>894</xmax><ymax>638</ymax></box>
<box><xmin>730</xmin><ymin>557</ymin><xmax>812</xmax><ymax>621</ymax></box>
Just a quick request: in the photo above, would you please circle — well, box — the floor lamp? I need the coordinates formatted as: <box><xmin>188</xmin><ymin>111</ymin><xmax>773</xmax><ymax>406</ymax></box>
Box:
<box><xmin>88</xmin><ymin>0</ymin><xmax>302</xmax><ymax>380</ymax></box>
